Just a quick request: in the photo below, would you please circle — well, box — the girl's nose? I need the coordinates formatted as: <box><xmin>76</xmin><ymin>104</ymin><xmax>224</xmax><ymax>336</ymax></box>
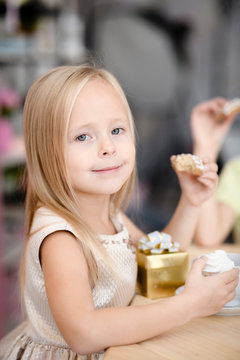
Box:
<box><xmin>99</xmin><ymin>137</ymin><xmax>116</xmax><ymax>157</ymax></box>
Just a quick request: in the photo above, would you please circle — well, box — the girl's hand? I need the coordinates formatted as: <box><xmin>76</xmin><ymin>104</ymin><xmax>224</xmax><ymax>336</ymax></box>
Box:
<box><xmin>191</xmin><ymin>97</ymin><xmax>236</xmax><ymax>160</ymax></box>
<box><xmin>182</xmin><ymin>257</ymin><xmax>239</xmax><ymax>317</ymax></box>
<box><xmin>171</xmin><ymin>156</ymin><xmax>218</xmax><ymax>207</ymax></box>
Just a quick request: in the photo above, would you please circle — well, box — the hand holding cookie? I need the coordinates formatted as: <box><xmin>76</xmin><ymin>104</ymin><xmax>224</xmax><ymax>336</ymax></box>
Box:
<box><xmin>191</xmin><ymin>97</ymin><xmax>238</xmax><ymax>161</ymax></box>
<box><xmin>171</xmin><ymin>154</ymin><xmax>218</xmax><ymax>207</ymax></box>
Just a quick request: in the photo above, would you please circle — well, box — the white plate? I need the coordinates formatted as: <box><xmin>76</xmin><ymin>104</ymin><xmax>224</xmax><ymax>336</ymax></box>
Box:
<box><xmin>175</xmin><ymin>285</ymin><xmax>240</xmax><ymax>316</ymax></box>
<box><xmin>216</xmin><ymin>306</ymin><xmax>240</xmax><ymax>316</ymax></box>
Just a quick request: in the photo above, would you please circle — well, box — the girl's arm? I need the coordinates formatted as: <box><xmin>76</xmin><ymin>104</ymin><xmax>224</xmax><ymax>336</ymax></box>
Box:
<box><xmin>40</xmin><ymin>230</ymin><xmax>238</xmax><ymax>355</ymax></box>
<box><xmin>163</xmin><ymin>195</ymin><xmax>201</xmax><ymax>250</ymax></box>
<box><xmin>163</xmin><ymin>158</ymin><xmax>218</xmax><ymax>249</ymax></box>
<box><xmin>123</xmin><ymin>159</ymin><xmax>218</xmax><ymax>250</ymax></box>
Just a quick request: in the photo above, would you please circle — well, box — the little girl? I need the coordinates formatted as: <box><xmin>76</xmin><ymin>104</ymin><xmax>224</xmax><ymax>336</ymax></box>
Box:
<box><xmin>0</xmin><ymin>65</ymin><xmax>238</xmax><ymax>360</ymax></box>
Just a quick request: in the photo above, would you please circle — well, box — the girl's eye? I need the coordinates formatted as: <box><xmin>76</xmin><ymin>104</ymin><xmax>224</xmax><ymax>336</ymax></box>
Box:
<box><xmin>112</xmin><ymin>128</ymin><xmax>123</xmax><ymax>135</ymax></box>
<box><xmin>76</xmin><ymin>134</ymin><xmax>90</xmax><ymax>141</ymax></box>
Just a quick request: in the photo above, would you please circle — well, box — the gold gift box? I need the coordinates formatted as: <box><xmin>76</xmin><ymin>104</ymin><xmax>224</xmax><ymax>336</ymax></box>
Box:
<box><xmin>137</xmin><ymin>250</ymin><xmax>189</xmax><ymax>299</ymax></box>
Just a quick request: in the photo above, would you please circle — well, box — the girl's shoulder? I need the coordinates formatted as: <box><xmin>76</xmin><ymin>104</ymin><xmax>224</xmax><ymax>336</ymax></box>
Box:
<box><xmin>29</xmin><ymin>207</ymin><xmax>77</xmax><ymax>250</ymax></box>
<box><xmin>32</xmin><ymin>206</ymin><xmax>69</xmax><ymax>230</ymax></box>
<box><xmin>115</xmin><ymin>210</ymin><xmax>145</xmax><ymax>247</ymax></box>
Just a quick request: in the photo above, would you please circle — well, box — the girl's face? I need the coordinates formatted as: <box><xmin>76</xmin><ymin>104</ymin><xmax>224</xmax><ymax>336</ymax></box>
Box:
<box><xmin>66</xmin><ymin>78</ymin><xmax>136</xmax><ymax>200</ymax></box>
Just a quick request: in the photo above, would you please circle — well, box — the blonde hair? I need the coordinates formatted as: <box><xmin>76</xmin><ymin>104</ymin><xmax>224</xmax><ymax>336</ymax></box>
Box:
<box><xmin>20</xmin><ymin>64</ymin><xmax>137</xmax><ymax>292</ymax></box>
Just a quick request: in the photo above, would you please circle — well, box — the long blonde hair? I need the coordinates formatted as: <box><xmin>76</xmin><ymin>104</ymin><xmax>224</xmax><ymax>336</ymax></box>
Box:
<box><xmin>20</xmin><ymin>64</ymin><xmax>137</xmax><ymax>291</ymax></box>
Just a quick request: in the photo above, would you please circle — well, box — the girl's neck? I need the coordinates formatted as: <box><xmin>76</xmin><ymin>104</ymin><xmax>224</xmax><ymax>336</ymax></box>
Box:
<box><xmin>75</xmin><ymin>194</ymin><xmax>116</xmax><ymax>235</ymax></box>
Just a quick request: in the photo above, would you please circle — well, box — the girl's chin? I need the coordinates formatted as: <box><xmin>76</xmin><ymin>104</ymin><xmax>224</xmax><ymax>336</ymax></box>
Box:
<box><xmin>74</xmin><ymin>185</ymin><xmax>125</xmax><ymax>197</ymax></box>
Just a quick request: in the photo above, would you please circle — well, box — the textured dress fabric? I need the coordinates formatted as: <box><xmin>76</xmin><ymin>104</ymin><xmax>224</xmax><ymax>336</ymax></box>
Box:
<box><xmin>0</xmin><ymin>207</ymin><xmax>137</xmax><ymax>360</ymax></box>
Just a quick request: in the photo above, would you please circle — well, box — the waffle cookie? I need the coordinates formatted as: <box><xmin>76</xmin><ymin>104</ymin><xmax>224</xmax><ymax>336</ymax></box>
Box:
<box><xmin>171</xmin><ymin>153</ymin><xmax>204</xmax><ymax>176</ymax></box>
<box><xmin>217</xmin><ymin>98</ymin><xmax>240</xmax><ymax>121</ymax></box>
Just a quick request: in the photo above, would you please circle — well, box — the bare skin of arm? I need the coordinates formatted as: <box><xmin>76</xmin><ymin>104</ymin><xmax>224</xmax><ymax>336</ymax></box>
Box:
<box><xmin>159</xmin><ymin>159</ymin><xmax>218</xmax><ymax>249</ymax></box>
<box><xmin>41</xmin><ymin>230</ymin><xmax>238</xmax><ymax>355</ymax></box>
<box><xmin>191</xmin><ymin>97</ymin><xmax>237</xmax><ymax>246</ymax></box>
<box><xmin>191</xmin><ymin>97</ymin><xmax>236</xmax><ymax>161</ymax></box>
<box><xmin>124</xmin><ymin>158</ymin><xmax>218</xmax><ymax>250</ymax></box>
<box><xmin>194</xmin><ymin>198</ymin><xmax>235</xmax><ymax>246</ymax></box>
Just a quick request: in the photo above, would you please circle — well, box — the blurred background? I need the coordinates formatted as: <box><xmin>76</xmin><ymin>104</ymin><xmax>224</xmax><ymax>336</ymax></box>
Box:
<box><xmin>1</xmin><ymin>0</ymin><xmax>240</xmax><ymax>337</ymax></box>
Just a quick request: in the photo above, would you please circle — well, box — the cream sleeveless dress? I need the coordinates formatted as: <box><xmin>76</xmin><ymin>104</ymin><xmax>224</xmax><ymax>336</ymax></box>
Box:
<box><xmin>0</xmin><ymin>207</ymin><xmax>137</xmax><ymax>360</ymax></box>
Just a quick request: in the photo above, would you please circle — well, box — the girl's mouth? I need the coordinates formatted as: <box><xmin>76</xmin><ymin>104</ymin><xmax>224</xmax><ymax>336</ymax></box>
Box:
<box><xmin>92</xmin><ymin>165</ymin><xmax>122</xmax><ymax>174</ymax></box>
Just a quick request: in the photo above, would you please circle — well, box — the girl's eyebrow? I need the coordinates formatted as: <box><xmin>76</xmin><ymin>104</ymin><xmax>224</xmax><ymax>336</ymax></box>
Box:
<box><xmin>69</xmin><ymin>117</ymin><xmax>129</xmax><ymax>135</ymax></box>
<box><xmin>108</xmin><ymin>116</ymin><xmax>130</xmax><ymax>126</ymax></box>
<box><xmin>68</xmin><ymin>123</ymin><xmax>92</xmax><ymax>136</ymax></box>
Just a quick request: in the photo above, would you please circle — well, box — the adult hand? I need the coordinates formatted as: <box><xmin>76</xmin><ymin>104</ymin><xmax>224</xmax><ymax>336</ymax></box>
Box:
<box><xmin>191</xmin><ymin>98</ymin><xmax>236</xmax><ymax>161</ymax></box>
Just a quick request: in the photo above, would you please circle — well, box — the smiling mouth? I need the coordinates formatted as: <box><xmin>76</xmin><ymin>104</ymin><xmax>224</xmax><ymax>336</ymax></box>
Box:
<box><xmin>92</xmin><ymin>165</ymin><xmax>122</xmax><ymax>173</ymax></box>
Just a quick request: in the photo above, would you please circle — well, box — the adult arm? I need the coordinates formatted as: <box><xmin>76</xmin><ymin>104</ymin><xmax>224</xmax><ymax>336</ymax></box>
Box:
<box><xmin>194</xmin><ymin>198</ymin><xmax>235</xmax><ymax>246</ymax></box>
<box><xmin>194</xmin><ymin>158</ymin><xmax>239</xmax><ymax>246</ymax></box>
<box><xmin>191</xmin><ymin>97</ymin><xmax>236</xmax><ymax>161</ymax></box>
